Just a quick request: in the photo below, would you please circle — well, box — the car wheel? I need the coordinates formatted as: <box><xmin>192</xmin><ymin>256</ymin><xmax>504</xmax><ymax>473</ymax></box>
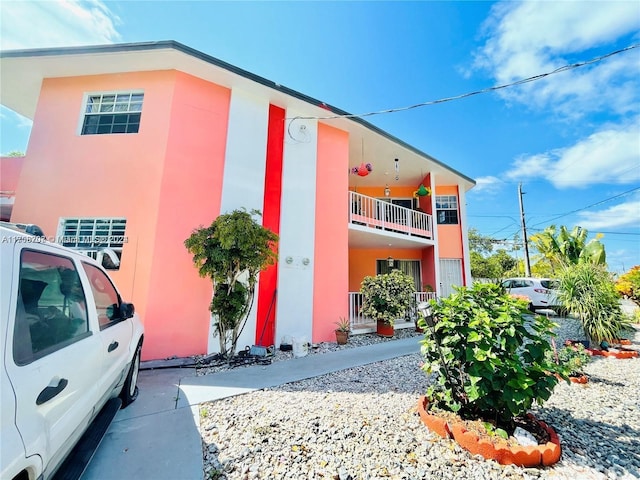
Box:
<box><xmin>528</xmin><ymin>303</ymin><xmax>536</xmax><ymax>313</ymax></box>
<box><xmin>120</xmin><ymin>343</ymin><xmax>141</xmax><ymax>408</ymax></box>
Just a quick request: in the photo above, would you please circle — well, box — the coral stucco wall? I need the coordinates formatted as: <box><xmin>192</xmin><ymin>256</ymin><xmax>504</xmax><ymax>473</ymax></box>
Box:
<box><xmin>10</xmin><ymin>70</ymin><xmax>231</xmax><ymax>360</ymax></box>
<box><xmin>435</xmin><ymin>185</ymin><xmax>463</xmax><ymax>258</ymax></box>
<box><xmin>348</xmin><ymin>248</ymin><xmax>425</xmax><ymax>291</ymax></box>
<box><xmin>143</xmin><ymin>72</ymin><xmax>230</xmax><ymax>360</ymax></box>
<box><xmin>313</xmin><ymin>123</ymin><xmax>350</xmax><ymax>342</ymax></box>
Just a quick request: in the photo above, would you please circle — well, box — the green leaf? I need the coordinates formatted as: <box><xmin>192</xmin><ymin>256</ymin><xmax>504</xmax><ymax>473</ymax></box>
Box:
<box><xmin>467</xmin><ymin>331</ymin><xmax>482</xmax><ymax>342</ymax></box>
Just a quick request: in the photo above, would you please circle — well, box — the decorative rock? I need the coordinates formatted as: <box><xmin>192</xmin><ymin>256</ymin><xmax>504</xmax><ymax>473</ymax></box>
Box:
<box><xmin>513</xmin><ymin>427</ymin><xmax>538</xmax><ymax>446</ymax></box>
<box><xmin>197</xmin><ymin>319</ymin><xmax>640</xmax><ymax>479</ymax></box>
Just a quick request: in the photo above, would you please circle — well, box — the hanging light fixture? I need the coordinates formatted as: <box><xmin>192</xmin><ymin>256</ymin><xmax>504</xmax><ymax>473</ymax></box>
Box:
<box><xmin>384</xmin><ymin>185</ymin><xmax>390</xmax><ymax>197</ymax></box>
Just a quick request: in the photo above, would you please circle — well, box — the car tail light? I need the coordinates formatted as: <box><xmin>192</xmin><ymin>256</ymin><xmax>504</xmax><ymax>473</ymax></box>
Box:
<box><xmin>534</xmin><ymin>288</ymin><xmax>549</xmax><ymax>294</ymax></box>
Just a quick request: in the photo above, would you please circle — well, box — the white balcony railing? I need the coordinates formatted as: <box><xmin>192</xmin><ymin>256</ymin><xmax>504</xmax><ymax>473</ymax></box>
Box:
<box><xmin>348</xmin><ymin>291</ymin><xmax>437</xmax><ymax>332</ymax></box>
<box><xmin>349</xmin><ymin>191</ymin><xmax>433</xmax><ymax>240</ymax></box>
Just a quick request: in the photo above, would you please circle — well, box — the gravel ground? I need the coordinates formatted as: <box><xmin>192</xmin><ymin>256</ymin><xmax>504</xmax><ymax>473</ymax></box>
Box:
<box><xmin>199</xmin><ymin>316</ymin><xmax>640</xmax><ymax>480</ymax></box>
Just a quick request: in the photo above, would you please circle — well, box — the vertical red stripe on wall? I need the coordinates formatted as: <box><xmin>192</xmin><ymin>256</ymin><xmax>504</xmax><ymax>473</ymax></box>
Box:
<box><xmin>255</xmin><ymin>105</ymin><xmax>285</xmax><ymax>346</ymax></box>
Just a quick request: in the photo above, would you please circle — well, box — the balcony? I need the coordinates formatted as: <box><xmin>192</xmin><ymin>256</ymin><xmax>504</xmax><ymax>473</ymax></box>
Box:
<box><xmin>349</xmin><ymin>191</ymin><xmax>433</xmax><ymax>240</ymax></box>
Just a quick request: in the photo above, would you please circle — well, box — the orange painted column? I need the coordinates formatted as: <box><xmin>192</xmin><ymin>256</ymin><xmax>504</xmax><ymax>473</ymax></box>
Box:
<box><xmin>312</xmin><ymin>123</ymin><xmax>349</xmax><ymax>342</ymax></box>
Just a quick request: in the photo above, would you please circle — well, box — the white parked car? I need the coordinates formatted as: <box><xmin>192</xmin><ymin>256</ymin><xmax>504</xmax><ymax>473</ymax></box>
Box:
<box><xmin>1</xmin><ymin>223</ymin><xmax>144</xmax><ymax>480</ymax></box>
<box><xmin>500</xmin><ymin>277</ymin><xmax>560</xmax><ymax>312</ymax></box>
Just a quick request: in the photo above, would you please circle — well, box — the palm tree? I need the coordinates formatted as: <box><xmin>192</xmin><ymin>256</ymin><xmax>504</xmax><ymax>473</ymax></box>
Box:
<box><xmin>530</xmin><ymin>225</ymin><xmax>605</xmax><ymax>273</ymax></box>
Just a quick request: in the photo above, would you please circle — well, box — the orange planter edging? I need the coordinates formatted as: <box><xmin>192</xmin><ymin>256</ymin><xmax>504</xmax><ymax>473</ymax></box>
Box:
<box><xmin>554</xmin><ymin>373</ymin><xmax>588</xmax><ymax>384</ymax></box>
<box><xmin>569</xmin><ymin>375</ymin><xmax>588</xmax><ymax>384</ymax></box>
<box><xmin>416</xmin><ymin>397</ymin><xmax>562</xmax><ymax>467</ymax></box>
<box><xmin>587</xmin><ymin>348</ymin><xmax>638</xmax><ymax>359</ymax></box>
<box><xmin>416</xmin><ymin>397</ymin><xmax>452</xmax><ymax>438</ymax></box>
<box><xmin>604</xmin><ymin>339</ymin><xmax>632</xmax><ymax>346</ymax></box>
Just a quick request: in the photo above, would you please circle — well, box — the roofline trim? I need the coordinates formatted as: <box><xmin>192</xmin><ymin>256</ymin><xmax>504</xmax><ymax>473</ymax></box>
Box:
<box><xmin>1</xmin><ymin>40</ymin><xmax>475</xmax><ymax>186</ymax></box>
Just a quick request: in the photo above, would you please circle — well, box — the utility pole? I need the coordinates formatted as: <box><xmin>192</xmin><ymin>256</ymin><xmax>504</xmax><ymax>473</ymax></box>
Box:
<box><xmin>518</xmin><ymin>183</ymin><xmax>531</xmax><ymax>276</ymax></box>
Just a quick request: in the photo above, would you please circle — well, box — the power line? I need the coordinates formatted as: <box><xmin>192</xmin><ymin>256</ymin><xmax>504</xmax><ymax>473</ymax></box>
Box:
<box><xmin>529</xmin><ymin>186</ymin><xmax>640</xmax><ymax>228</ymax></box>
<box><xmin>287</xmin><ymin>43</ymin><xmax>640</xmax><ymax>121</ymax></box>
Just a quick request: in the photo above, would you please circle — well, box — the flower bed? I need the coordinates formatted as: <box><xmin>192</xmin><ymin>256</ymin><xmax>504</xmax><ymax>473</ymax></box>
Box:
<box><xmin>417</xmin><ymin>397</ymin><xmax>562</xmax><ymax>467</ymax></box>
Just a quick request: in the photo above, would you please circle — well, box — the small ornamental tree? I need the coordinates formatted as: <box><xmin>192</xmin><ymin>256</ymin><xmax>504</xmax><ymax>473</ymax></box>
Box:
<box><xmin>419</xmin><ymin>283</ymin><xmax>561</xmax><ymax>426</ymax></box>
<box><xmin>185</xmin><ymin>209</ymin><xmax>278</xmax><ymax>359</ymax></box>
<box><xmin>360</xmin><ymin>269</ymin><xmax>415</xmax><ymax>326</ymax></box>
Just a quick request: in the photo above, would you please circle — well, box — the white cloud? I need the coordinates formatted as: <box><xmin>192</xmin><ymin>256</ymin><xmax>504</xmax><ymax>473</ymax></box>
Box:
<box><xmin>0</xmin><ymin>0</ymin><xmax>120</xmax><ymax>50</ymax></box>
<box><xmin>504</xmin><ymin>120</ymin><xmax>640</xmax><ymax>188</ymax></box>
<box><xmin>471</xmin><ymin>176</ymin><xmax>503</xmax><ymax>194</ymax></box>
<box><xmin>504</xmin><ymin>153</ymin><xmax>552</xmax><ymax>182</ymax></box>
<box><xmin>577</xmin><ymin>194</ymin><xmax>640</xmax><ymax>230</ymax></box>
<box><xmin>475</xmin><ymin>1</ymin><xmax>640</xmax><ymax>118</ymax></box>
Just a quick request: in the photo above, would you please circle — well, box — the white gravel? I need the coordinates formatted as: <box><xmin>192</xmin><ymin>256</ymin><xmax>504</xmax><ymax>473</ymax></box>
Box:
<box><xmin>199</xmin><ymin>317</ymin><xmax>640</xmax><ymax>480</ymax></box>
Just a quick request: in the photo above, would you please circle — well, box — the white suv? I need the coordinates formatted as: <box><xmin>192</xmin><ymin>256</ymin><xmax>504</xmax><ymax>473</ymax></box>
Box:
<box><xmin>1</xmin><ymin>223</ymin><xmax>144</xmax><ymax>480</ymax></box>
<box><xmin>500</xmin><ymin>277</ymin><xmax>560</xmax><ymax>312</ymax></box>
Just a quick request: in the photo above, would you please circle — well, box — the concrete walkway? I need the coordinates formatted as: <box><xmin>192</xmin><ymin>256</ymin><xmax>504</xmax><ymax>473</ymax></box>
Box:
<box><xmin>81</xmin><ymin>336</ymin><xmax>421</xmax><ymax>480</ymax></box>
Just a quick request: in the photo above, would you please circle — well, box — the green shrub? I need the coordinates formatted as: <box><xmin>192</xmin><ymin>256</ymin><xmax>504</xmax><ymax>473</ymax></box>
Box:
<box><xmin>419</xmin><ymin>283</ymin><xmax>561</xmax><ymax>424</ymax></box>
<box><xmin>547</xmin><ymin>343</ymin><xmax>591</xmax><ymax>377</ymax></box>
<box><xmin>556</xmin><ymin>262</ymin><xmax>632</xmax><ymax>343</ymax></box>
<box><xmin>360</xmin><ymin>269</ymin><xmax>415</xmax><ymax>326</ymax></box>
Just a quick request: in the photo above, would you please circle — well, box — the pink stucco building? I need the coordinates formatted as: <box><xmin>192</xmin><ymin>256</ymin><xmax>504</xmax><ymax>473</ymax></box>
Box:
<box><xmin>1</xmin><ymin>41</ymin><xmax>475</xmax><ymax>361</ymax></box>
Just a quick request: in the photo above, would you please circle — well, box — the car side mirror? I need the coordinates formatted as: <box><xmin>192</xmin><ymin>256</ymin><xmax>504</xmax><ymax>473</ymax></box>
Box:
<box><xmin>97</xmin><ymin>248</ymin><xmax>121</xmax><ymax>270</ymax></box>
<box><xmin>120</xmin><ymin>302</ymin><xmax>135</xmax><ymax>319</ymax></box>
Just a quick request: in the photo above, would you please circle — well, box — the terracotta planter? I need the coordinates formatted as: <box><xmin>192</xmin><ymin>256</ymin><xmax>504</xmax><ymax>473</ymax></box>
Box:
<box><xmin>416</xmin><ymin>397</ymin><xmax>562</xmax><ymax>467</ymax></box>
<box><xmin>376</xmin><ymin>320</ymin><xmax>394</xmax><ymax>338</ymax></box>
<box><xmin>335</xmin><ymin>330</ymin><xmax>349</xmax><ymax>345</ymax></box>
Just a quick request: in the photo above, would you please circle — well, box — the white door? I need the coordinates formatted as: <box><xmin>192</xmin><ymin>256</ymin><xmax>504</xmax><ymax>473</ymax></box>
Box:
<box><xmin>6</xmin><ymin>247</ymin><xmax>102</xmax><ymax>475</ymax></box>
<box><xmin>439</xmin><ymin>259</ymin><xmax>463</xmax><ymax>298</ymax></box>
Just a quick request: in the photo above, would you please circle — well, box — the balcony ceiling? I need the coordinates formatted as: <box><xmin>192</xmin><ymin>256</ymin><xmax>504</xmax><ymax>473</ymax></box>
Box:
<box><xmin>348</xmin><ymin>225</ymin><xmax>434</xmax><ymax>249</ymax></box>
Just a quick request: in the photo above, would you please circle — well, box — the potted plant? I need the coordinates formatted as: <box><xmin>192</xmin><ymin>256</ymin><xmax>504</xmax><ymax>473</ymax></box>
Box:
<box><xmin>334</xmin><ymin>318</ymin><xmax>350</xmax><ymax>345</ymax></box>
<box><xmin>360</xmin><ymin>269</ymin><xmax>415</xmax><ymax>337</ymax></box>
<box><xmin>417</xmin><ymin>283</ymin><xmax>564</xmax><ymax>467</ymax></box>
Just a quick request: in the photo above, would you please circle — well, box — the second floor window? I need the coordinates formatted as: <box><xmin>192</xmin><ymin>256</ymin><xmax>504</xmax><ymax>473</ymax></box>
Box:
<box><xmin>81</xmin><ymin>92</ymin><xmax>143</xmax><ymax>135</ymax></box>
<box><xmin>435</xmin><ymin>195</ymin><xmax>459</xmax><ymax>225</ymax></box>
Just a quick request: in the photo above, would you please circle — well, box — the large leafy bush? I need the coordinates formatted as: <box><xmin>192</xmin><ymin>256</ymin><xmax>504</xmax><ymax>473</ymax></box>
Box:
<box><xmin>360</xmin><ymin>269</ymin><xmax>415</xmax><ymax>326</ymax></box>
<box><xmin>420</xmin><ymin>283</ymin><xmax>560</xmax><ymax>424</ymax></box>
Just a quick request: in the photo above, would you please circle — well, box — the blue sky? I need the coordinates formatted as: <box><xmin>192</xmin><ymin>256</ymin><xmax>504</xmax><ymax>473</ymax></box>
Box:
<box><xmin>1</xmin><ymin>1</ymin><xmax>639</xmax><ymax>273</ymax></box>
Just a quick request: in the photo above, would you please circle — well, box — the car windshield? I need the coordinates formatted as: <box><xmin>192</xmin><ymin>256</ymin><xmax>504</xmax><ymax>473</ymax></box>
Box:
<box><xmin>540</xmin><ymin>280</ymin><xmax>559</xmax><ymax>289</ymax></box>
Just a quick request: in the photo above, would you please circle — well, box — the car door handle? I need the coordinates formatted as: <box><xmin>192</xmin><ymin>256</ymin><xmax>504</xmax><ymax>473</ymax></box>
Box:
<box><xmin>36</xmin><ymin>378</ymin><xmax>68</xmax><ymax>405</ymax></box>
<box><xmin>108</xmin><ymin>341</ymin><xmax>119</xmax><ymax>352</ymax></box>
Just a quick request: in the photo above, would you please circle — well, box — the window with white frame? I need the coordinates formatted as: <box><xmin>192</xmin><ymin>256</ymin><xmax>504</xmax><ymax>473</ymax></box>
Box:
<box><xmin>81</xmin><ymin>92</ymin><xmax>143</xmax><ymax>135</ymax></box>
<box><xmin>58</xmin><ymin>218</ymin><xmax>127</xmax><ymax>269</ymax></box>
<box><xmin>435</xmin><ymin>195</ymin><xmax>459</xmax><ymax>225</ymax></box>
